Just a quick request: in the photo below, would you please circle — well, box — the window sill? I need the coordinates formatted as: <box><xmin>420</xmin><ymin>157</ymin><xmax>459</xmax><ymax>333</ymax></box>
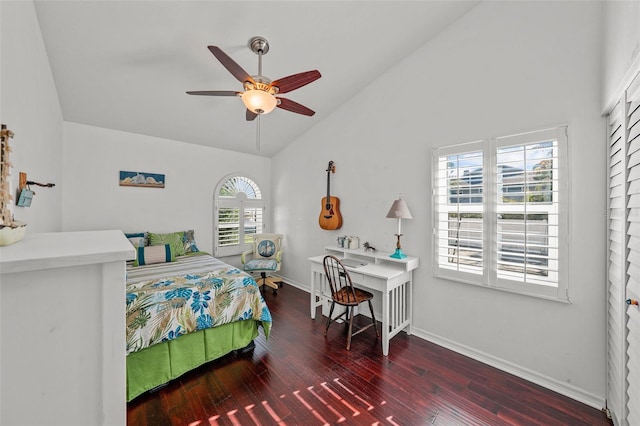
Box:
<box><xmin>433</xmin><ymin>271</ymin><xmax>571</xmax><ymax>304</ymax></box>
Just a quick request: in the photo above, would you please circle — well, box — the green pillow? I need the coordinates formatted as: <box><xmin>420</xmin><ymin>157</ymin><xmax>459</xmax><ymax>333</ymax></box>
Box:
<box><xmin>148</xmin><ymin>231</ymin><xmax>186</xmax><ymax>256</ymax></box>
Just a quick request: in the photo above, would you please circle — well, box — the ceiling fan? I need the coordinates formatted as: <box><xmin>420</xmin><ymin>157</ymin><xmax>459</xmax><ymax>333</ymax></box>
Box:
<box><xmin>187</xmin><ymin>36</ymin><xmax>321</xmax><ymax>122</ymax></box>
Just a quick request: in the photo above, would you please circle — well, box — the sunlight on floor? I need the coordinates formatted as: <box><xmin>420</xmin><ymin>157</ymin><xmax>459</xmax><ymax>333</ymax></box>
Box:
<box><xmin>198</xmin><ymin>377</ymin><xmax>390</xmax><ymax>425</ymax></box>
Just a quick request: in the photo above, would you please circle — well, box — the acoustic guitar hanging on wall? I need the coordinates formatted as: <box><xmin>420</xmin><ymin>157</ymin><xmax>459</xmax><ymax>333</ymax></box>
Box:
<box><xmin>319</xmin><ymin>160</ymin><xmax>343</xmax><ymax>230</ymax></box>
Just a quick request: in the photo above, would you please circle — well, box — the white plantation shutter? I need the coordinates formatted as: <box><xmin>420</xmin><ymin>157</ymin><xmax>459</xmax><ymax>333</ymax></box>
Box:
<box><xmin>217</xmin><ymin>206</ymin><xmax>240</xmax><ymax>247</ymax></box>
<box><xmin>607</xmin><ymin>100</ymin><xmax>627</xmax><ymax>426</ymax></box>
<box><xmin>243</xmin><ymin>207</ymin><xmax>264</xmax><ymax>242</ymax></box>
<box><xmin>433</xmin><ymin>127</ymin><xmax>567</xmax><ymax>301</ymax></box>
<box><xmin>494</xmin><ymin>131</ymin><xmax>563</xmax><ymax>290</ymax></box>
<box><xmin>214</xmin><ymin>176</ymin><xmax>265</xmax><ymax>257</ymax></box>
<box><xmin>434</xmin><ymin>142</ymin><xmax>485</xmax><ymax>284</ymax></box>
<box><xmin>625</xmin><ymin>72</ymin><xmax>640</xmax><ymax>426</ymax></box>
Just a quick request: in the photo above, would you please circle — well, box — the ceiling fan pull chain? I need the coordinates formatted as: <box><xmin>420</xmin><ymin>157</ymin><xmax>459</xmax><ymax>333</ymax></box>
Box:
<box><xmin>256</xmin><ymin>115</ymin><xmax>261</xmax><ymax>151</ymax></box>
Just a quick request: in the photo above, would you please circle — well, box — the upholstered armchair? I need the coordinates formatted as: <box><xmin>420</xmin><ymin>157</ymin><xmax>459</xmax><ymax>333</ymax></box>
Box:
<box><xmin>241</xmin><ymin>233</ymin><xmax>283</xmax><ymax>294</ymax></box>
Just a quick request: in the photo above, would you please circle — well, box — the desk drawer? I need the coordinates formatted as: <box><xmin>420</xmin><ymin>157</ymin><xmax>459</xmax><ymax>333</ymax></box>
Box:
<box><xmin>349</xmin><ymin>272</ymin><xmax>365</xmax><ymax>284</ymax></box>
<box><xmin>353</xmin><ymin>274</ymin><xmax>385</xmax><ymax>292</ymax></box>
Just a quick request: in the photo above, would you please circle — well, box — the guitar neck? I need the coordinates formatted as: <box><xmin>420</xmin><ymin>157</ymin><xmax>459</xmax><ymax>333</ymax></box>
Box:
<box><xmin>325</xmin><ymin>171</ymin><xmax>331</xmax><ymax>209</ymax></box>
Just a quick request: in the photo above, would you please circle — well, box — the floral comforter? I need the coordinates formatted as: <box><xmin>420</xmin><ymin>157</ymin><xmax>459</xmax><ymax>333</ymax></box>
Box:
<box><xmin>126</xmin><ymin>254</ymin><xmax>271</xmax><ymax>355</ymax></box>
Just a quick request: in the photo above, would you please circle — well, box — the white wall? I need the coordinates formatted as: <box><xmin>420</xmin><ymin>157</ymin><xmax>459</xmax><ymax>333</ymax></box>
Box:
<box><xmin>273</xmin><ymin>1</ymin><xmax>606</xmax><ymax>407</ymax></box>
<box><xmin>0</xmin><ymin>0</ymin><xmax>63</xmax><ymax>233</ymax></box>
<box><xmin>62</xmin><ymin>122</ymin><xmax>271</xmax><ymax>255</ymax></box>
<box><xmin>602</xmin><ymin>0</ymin><xmax>640</xmax><ymax>109</ymax></box>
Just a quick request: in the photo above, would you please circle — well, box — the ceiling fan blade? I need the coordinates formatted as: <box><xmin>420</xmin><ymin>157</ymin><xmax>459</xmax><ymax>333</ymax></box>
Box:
<box><xmin>207</xmin><ymin>46</ymin><xmax>254</xmax><ymax>84</ymax></box>
<box><xmin>246</xmin><ymin>109</ymin><xmax>258</xmax><ymax>121</ymax></box>
<box><xmin>186</xmin><ymin>90</ymin><xmax>239</xmax><ymax>96</ymax></box>
<box><xmin>276</xmin><ymin>97</ymin><xmax>316</xmax><ymax>116</ymax></box>
<box><xmin>271</xmin><ymin>70</ymin><xmax>321</xmax><ymax>94</ymax></box>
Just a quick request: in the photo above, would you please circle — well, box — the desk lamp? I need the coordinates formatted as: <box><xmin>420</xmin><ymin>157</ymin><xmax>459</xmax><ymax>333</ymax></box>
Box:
<box><xmin>386</xmin><ymin>196</ymin><xmax>412</xmax><ymax>259</ymax></box>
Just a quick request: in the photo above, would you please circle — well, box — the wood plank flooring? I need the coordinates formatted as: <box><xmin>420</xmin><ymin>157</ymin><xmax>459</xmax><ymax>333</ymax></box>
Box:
<box><xmin>127</xmin><ymin>284</ymin><xmax>612</xmax><ymax>425</ymax></box>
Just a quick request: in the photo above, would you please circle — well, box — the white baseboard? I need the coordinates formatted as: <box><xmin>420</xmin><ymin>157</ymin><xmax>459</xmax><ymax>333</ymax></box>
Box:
<box><xmin>278</xmin><ymin>274</ymin><xmax>605</xmax><ymax>411</ymax></box>
<box><xmin>271</xmin><ymin>274</ymin><xmax>309</xmax><ymax>292</ymax></box>
<box><xmin>411</xmin><ymin>327</ymin><xmax>606</xmax><ymax>411</ymax></box>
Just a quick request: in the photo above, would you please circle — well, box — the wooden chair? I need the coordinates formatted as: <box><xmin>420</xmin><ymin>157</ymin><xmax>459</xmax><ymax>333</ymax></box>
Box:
<box><xmin>322</xmin><ymin>255</ymin><xmax>379</xmax><ymax>350</ymax></box>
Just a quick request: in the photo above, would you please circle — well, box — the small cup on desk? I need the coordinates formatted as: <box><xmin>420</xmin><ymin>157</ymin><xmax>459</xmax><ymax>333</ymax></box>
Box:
<box><xmin>348</xmin><ymin>236</ymin><xmax>359</xmax><ymax>249</ymax></box>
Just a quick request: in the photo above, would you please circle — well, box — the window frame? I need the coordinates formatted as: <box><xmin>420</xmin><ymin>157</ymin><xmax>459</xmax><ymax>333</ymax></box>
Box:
<box><xmin>432</xmin><ymin>126</ymin><xmax>570</xmax><ymax>302</ymax></box>
<box><xmin>213</xmin><ymin>174</ymin><xmax>266</xmax><ymax>258</ymax></box>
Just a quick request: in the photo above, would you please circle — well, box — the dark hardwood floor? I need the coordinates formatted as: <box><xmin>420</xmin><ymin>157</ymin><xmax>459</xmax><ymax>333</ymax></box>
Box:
<box><xmin>127</xmin><ymin>284</ymin><xmax>612</xmax><ymax>425</ymax></box>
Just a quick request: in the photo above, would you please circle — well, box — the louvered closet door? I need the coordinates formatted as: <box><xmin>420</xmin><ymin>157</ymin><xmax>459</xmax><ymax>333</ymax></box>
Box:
<box><xmin>625</xmin><ymin>71</ymin><xmax>640</xmax><ymax>426</ymax></box>
<box><xmin>607</xmin><ymin>100</ymin><xmax>627</xmax><ymax>426</ymax></box>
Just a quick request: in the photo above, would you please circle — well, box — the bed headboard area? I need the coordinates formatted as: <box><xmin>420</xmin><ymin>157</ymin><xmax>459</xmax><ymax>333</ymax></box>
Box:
<box><xmin>124</xmin><ymin>229</ymin><xmax>201</xmax><ymax>266</ymax></box>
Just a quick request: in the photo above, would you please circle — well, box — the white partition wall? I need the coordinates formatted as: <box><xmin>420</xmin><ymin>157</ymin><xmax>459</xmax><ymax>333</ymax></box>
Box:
<box><xmin>0</xmin><ymin>231</ymin><xmax>134</xmax><ymax>426</ymax></box>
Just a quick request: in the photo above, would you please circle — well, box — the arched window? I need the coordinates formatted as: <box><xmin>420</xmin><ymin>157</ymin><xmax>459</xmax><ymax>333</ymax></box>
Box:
<box><xmin>214</xmin><ymin>175</ymin><xmax>264</xmax><ymax>257</ymax></box>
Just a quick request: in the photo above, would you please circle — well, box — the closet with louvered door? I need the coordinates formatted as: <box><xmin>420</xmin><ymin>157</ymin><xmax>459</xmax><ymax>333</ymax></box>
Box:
<box><xmin>624</xmin><ymin>71</ymin><xmax>640</xmax><ymax>426</ymax></box>
<box><xmin>607</xmin><ymin>69</ymin><xmax>640</xmax><ymax>426</ymax></box>
<box><xmin>607</xmin><ymin>99</ymin><xmax>627</xmax><ymax>426</ymax></box>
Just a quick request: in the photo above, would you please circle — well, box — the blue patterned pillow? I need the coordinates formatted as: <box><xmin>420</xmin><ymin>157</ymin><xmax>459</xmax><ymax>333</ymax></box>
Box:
<box><xmin>182</xmin><ymin>229</ymin><xmax>200</xmax><ymax>254</ymax></box>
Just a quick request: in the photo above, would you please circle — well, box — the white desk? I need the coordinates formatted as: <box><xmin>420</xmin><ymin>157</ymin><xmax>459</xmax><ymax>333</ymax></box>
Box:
<box><xmin>309</xmin><ymin>246</ymin><xmax>419</xmax><ymax>356</ymax></box>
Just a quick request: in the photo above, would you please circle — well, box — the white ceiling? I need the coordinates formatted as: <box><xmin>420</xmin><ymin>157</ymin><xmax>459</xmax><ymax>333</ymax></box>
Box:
<box><xmin>33</xmin><ymin>1</ymin><xmax>478</xmax><ymax>157</ymax></box>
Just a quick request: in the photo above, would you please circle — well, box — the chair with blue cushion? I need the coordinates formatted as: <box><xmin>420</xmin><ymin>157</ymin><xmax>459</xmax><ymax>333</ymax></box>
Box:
<box><xmin>242</xmin><ymin>233</ymin><xmax>283</xmax><ymax>294</ymax></box>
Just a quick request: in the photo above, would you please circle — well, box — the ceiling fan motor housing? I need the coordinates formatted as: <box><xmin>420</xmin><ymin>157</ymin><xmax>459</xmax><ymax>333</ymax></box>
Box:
<box><xmin>243</xmin><ymin>79</ymin><xmax>277</xmax><ymax>94</ymax></box>
<box><xmin>249</xmin><ymin>36</ymin><xmax>269</xmax><ymax>55</ymax></box>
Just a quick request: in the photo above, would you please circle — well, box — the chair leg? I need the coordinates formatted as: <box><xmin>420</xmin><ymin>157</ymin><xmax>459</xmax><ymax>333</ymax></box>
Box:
<box><xmin>325</xmin><ymin>302</ymin><xmax>336</xmax><ymax>336</ymax></box>
<box><xmin>346</xmin><ymin>306</ymin><xmax>355</xmax><ymax>350</ymax></box>
<box><xmin>368</xmin><ymin>299</ymin><xmax>380</xmax><ymax>337</ymax></box>
<box><xmin>259</xmin><ymin>272</ymin><xmax>266</xmax><ymax>292</ymax></box>
<box><xmin>258</xmin><ymin>272</ymin><xmax>279</xmax><ymax>294</ymax></box>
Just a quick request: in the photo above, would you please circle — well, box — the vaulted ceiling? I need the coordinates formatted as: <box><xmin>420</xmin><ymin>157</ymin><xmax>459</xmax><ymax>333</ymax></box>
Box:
<box><xmin>34</xmin><ymin>1</ymin><xmax>478</xmax><ymax>157</ymax></box>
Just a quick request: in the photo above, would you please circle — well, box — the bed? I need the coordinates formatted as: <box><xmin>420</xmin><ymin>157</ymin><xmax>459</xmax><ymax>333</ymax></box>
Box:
<box><xmin>125</xmin><ymin>249</ymin><xmax>272</xmax><ymax>401</ymax></box>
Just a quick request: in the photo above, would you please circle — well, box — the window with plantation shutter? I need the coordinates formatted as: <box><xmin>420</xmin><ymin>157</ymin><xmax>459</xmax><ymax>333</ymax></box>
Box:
<box><xmin>433</xmin><ymin>127</ymin><xmax>568</xmax><ymax>301</ymax></box>
<box><xmin>214</xmin><ymin>175</ymin><xmax>264</xmax><ymax>257</ymax></box>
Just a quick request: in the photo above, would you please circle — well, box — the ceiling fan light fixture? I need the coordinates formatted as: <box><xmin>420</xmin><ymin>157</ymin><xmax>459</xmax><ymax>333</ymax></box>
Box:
<box><xmin>241</xmin><ymin>89</ymin><xmax>277</xmax><ymax>114</ymax></box>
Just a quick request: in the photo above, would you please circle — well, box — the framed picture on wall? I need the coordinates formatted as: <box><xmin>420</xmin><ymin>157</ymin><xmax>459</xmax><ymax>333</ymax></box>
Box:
<box><xmin>119</xmin><ymin>171</ymin><xmax>165</xmax><ymax>188</ymax></box>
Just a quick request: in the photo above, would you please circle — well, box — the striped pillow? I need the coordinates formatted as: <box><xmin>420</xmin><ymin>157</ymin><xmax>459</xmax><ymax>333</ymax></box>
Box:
<box><xmin>134</xmin><ymin>244</ymin><xmax>175</xmax><ymax>266</ymax></box>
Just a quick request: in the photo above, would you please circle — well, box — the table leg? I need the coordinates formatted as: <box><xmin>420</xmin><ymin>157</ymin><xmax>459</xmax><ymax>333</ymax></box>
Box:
<box><xmin>381</xmin><ymin>291</ymin><xmax>389</xmax><ymax>356</ymax></box>
<box><xmin>310</xmin><ymin>269</ymin><xmax>316</xmax><ymax>319</ymax></box>
<box><xmin>407</xmin><ymin>280</ymin><xmax>413</xmax><ymax>335</ymax></box>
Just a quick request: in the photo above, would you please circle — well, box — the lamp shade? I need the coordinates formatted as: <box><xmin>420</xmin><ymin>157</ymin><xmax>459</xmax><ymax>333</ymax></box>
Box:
<box><xmin>241</xmin><ymin>89</ymin><xmax>277</xmax><ymax>114</ymax></box>
<box><xmin>386</xmin><ymin>198</ymin><xmax>412</xmax><ymax>219</ymax></box>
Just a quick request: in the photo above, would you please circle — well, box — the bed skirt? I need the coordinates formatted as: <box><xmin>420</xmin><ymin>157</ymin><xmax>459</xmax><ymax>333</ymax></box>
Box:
<box><xmin>127</xmin><ymin>319</ymin><xmax>260</xmax><ymax>401</ymax></box>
